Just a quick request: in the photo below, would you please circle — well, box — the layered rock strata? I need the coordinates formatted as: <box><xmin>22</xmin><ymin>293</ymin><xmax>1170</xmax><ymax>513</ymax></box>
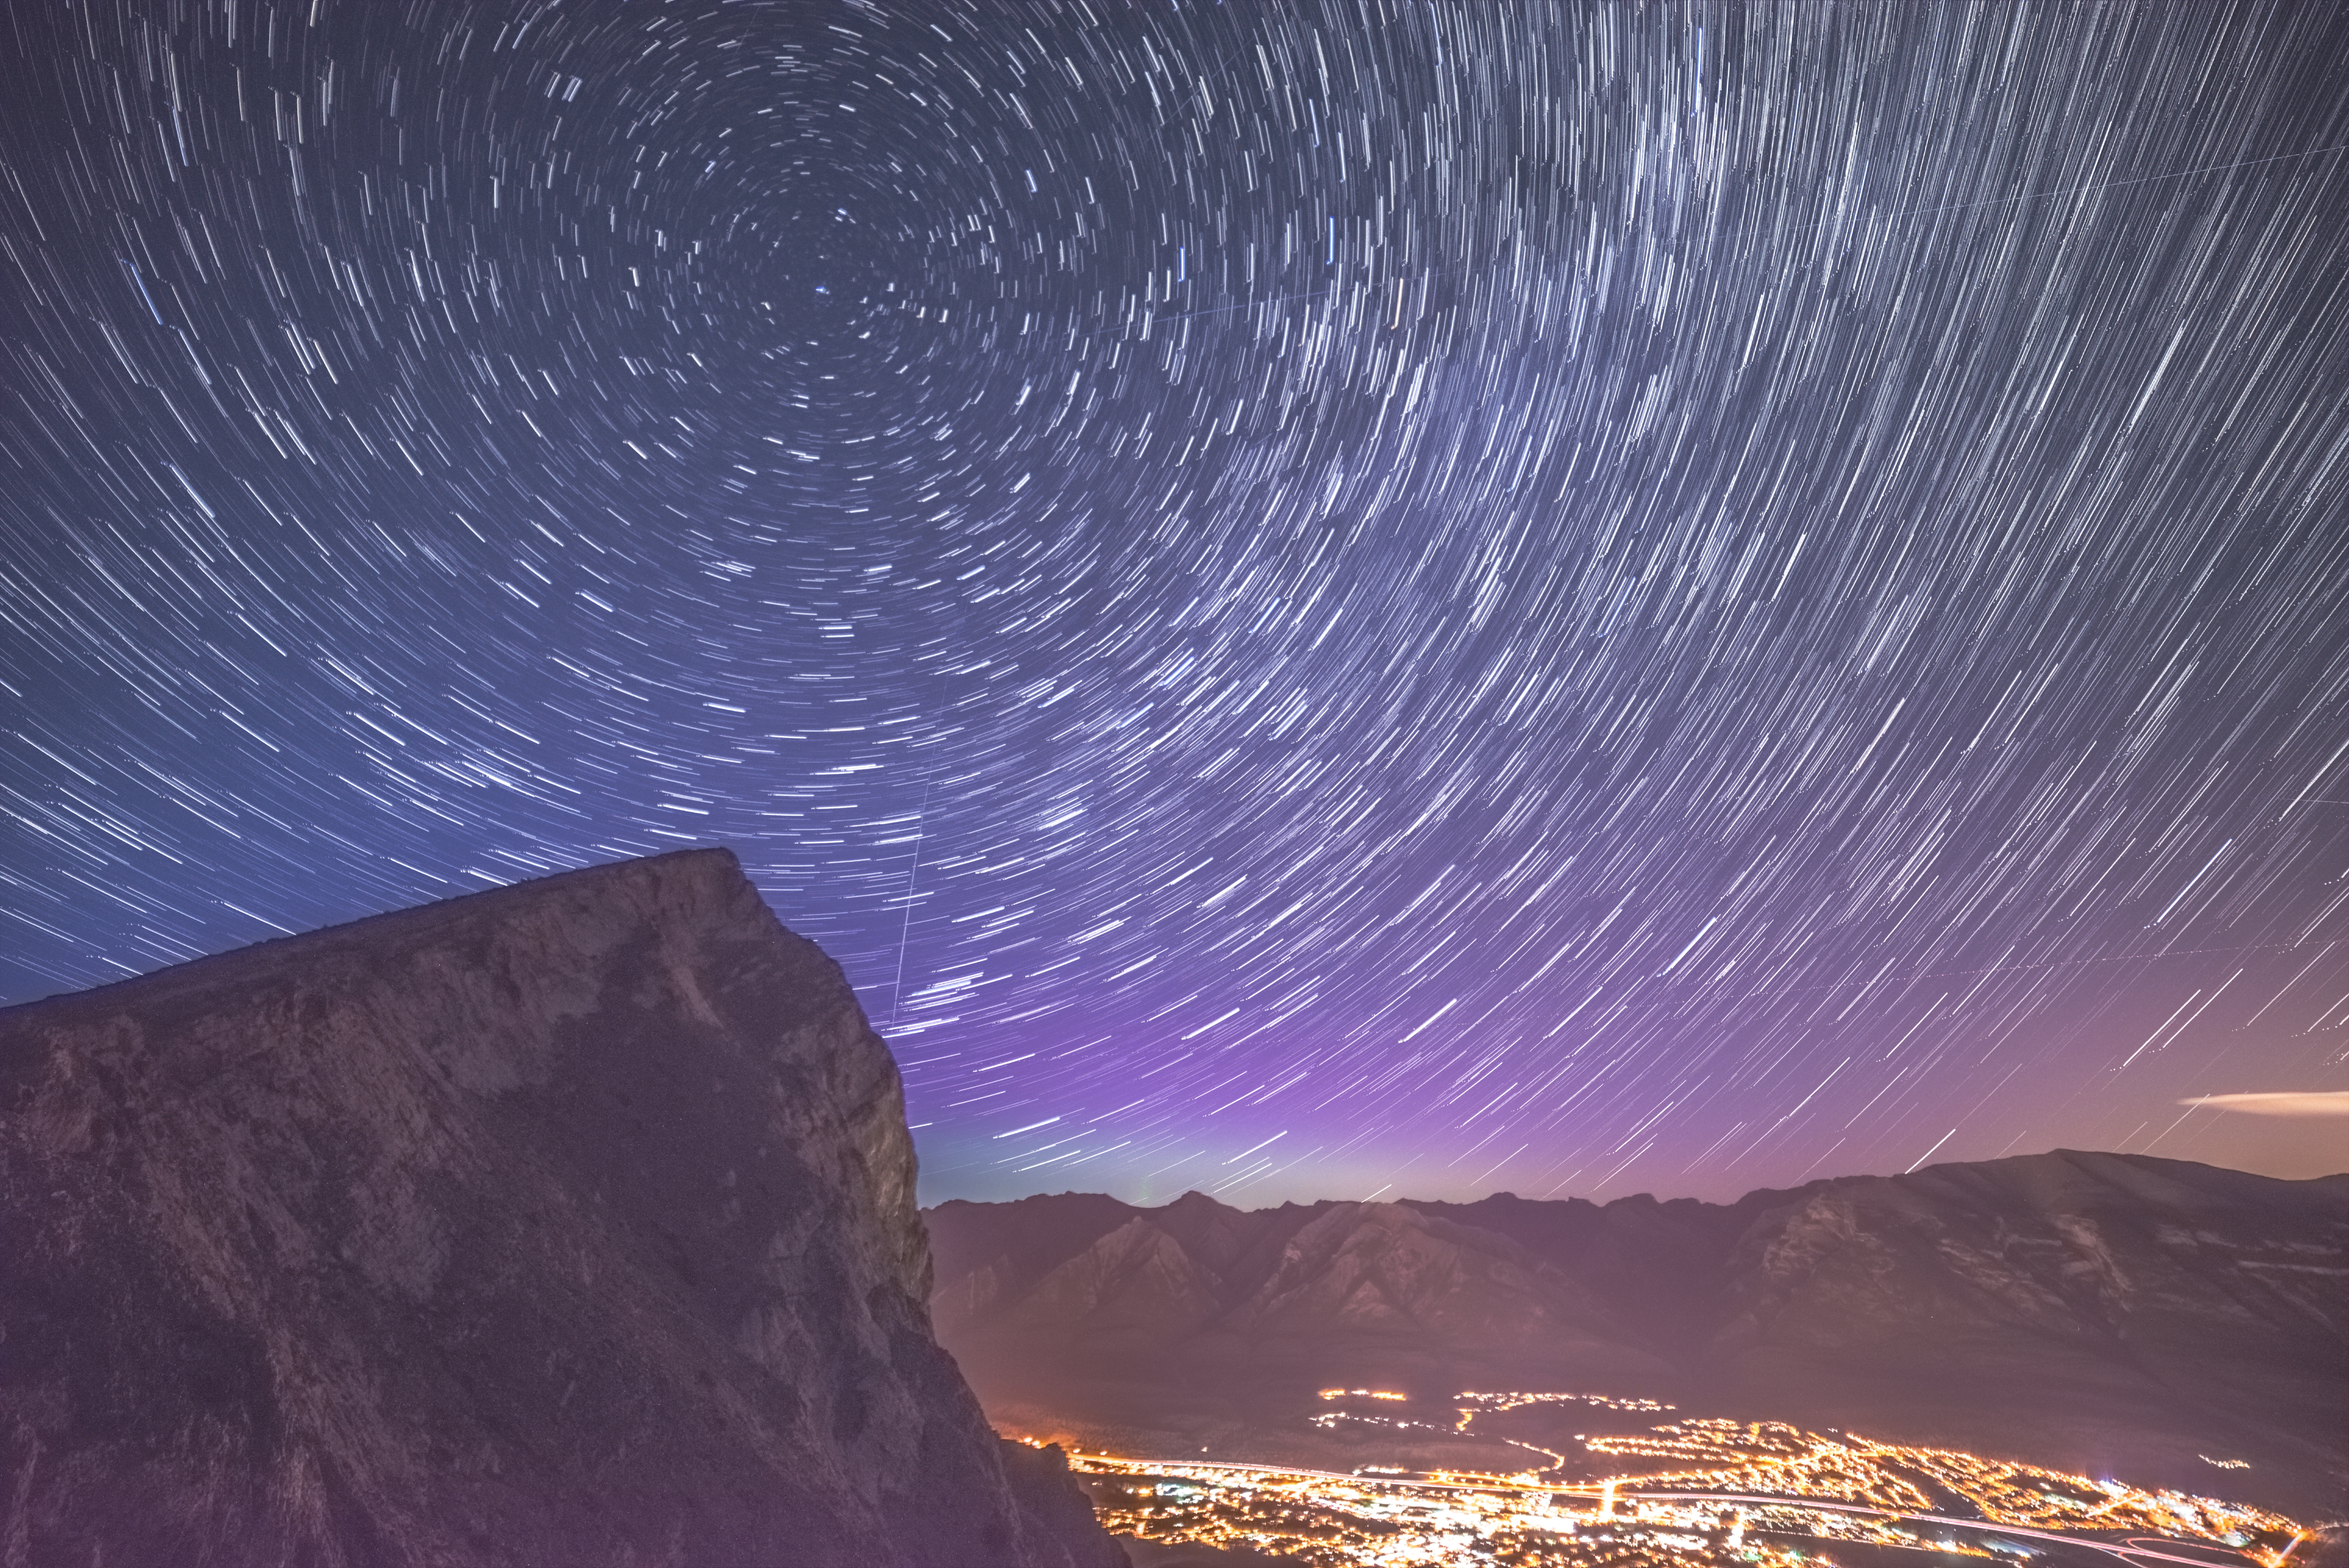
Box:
<box><xmin>0</xmin><ymin>848</ymin><xmax>1124</xmax><ymax>1567</ymax></box>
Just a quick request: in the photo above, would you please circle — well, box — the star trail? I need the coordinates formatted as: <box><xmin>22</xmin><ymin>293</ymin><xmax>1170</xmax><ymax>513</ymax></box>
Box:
<box><xmin>4</xmin><ymin>0</ymin><xmax>2346</xmax><ymax>1204</ymax></box>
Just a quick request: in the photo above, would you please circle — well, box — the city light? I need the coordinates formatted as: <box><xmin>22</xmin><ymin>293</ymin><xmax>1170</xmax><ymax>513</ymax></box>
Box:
<box><xmin>1064</xmin><ymin>1392</ymin><xmax>2304</xmax><ymax>1568</ymax></box>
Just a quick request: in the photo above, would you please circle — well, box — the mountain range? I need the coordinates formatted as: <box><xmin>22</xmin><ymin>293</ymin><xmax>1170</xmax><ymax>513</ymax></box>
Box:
<box><xmin>926</xmin><ymin>1152</ymin><xmax>2347</xmax><ymax>1517</ymax></box>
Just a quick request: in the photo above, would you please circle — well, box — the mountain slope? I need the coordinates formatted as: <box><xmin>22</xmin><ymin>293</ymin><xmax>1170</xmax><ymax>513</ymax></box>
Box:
<box><xmin>925</xmin><ymin>1152</ymin><xmax>2348</xmax><ymax>1515</ymax></box>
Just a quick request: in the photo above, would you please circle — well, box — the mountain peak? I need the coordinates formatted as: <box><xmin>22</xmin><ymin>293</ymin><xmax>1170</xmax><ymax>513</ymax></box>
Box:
<box><xmin>929</xmin><ymin>1154</ymin><xmax>2347</xmax><ymax>1515</ymax></box>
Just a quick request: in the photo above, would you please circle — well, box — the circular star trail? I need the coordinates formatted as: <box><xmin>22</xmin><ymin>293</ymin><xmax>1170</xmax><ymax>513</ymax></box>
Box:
<box><xmin>4</xmin><ymin>0</ymin><xmax>2347</xmax><ymax>1203</ymax></box>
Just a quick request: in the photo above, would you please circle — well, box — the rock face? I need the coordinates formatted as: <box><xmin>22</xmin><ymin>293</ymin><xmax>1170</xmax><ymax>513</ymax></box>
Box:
<box><xmin>0</xmin><ymin>849</ymin><xmax>1125</xmax><ymax>1567</ymax></box>
<box><xmin>927</xmin><ymin>1153</ymin><xmax>2349</xmax><ymax>1516</ymax></box>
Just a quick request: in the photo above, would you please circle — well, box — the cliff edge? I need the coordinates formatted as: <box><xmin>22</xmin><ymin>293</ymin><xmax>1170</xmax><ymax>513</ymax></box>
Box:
<box><xmin>0</xmin><ymin>848</ymin><xmax>1125</xmax><ymax>1567</ymax></box>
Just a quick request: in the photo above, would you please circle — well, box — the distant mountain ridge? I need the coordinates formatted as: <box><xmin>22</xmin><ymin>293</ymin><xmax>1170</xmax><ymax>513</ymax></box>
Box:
<box><xmin>925</xmin><ymin>1152</ymin><xmax>2348</xmax><ymax>1516</ymax></box>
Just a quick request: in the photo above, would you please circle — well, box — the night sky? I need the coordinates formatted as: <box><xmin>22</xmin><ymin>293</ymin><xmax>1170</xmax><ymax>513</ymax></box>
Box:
<box><xmin>5</xmin><ymin>1</ymin><xmax>2347</xmax><ymax>1206</ymax></box>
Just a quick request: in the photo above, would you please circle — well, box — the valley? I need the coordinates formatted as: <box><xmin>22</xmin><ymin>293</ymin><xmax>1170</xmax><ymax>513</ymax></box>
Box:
<box><xmin>927</xmin><ymin>1154</ymin><xmax>2349</xmax><ymax>1522</ymax></box>
<box><xmin>1041</xmin><ymin>1388</ymin><xmax>2309</xmax><ymax>1568</ymax></box>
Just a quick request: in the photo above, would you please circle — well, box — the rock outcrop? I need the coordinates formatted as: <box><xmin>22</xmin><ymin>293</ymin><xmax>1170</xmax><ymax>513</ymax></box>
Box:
<box><xmin>0</xmin><ymin>848</ymin><xmax>1126</xmax><ymax>1567</ymax></box>
<box><xmin>927</xmin><ymin>1153</ymin><xmax>2349</xmax><ymax>1516</ymax></box>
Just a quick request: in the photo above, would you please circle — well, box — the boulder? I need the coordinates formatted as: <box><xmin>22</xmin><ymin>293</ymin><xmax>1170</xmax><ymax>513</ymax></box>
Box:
<box><xmin>0</xmin><ymin>848</ymin><xmax>1125</xmax><ymax>1567</ymax></box>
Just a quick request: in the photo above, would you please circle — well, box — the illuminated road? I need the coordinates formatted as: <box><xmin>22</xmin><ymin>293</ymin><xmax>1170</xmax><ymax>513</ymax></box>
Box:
<box><xmin>1619</xmin><ymin>1491</ymin><xmax>2278</xmax><ymax>1568</ymax></box>
<box><xmin>1072</xmin><ymin>1454</ymin><xmax>2284</xmax><ymax>1568</ymax></box>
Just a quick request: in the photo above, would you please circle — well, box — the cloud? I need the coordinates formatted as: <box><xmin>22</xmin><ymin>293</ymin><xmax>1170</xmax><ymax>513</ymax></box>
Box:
<box><xmin>2179</xmin><ymin>1091</ymin><xmax>2349</xmax><ymax>1118</ymax></box>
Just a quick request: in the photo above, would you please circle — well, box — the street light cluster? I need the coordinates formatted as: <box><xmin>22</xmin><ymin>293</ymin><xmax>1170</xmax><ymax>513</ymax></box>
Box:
<box><xmin>1060</xmin><ymin>1393</ymin><xmax>2306</xmax><ymax>1568</ymax></box>
<box><xmin>1580</xmin><ymin>1420</ymin><xmax>2297</xmax><ymax>1548</ymax></box>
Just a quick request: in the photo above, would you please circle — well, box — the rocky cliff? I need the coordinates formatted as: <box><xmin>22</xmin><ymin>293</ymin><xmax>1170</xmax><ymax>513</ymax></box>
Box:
<box><xmin>0</xmin><ymin>848</ymin><xmax>1125</xmax><ymax>1567</ymax></box>
<box><xmin>927</xmin><ymin>1153</ymin><xmax>2348</xmax><ymax>1516</ymax></box>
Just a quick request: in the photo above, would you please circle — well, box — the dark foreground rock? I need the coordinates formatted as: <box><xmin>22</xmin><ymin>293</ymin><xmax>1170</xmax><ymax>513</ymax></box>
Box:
<box><xmin>0</xmin><ymin>849</ymin><xmax>1126</xmax><ymax>1567</ymax></box>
